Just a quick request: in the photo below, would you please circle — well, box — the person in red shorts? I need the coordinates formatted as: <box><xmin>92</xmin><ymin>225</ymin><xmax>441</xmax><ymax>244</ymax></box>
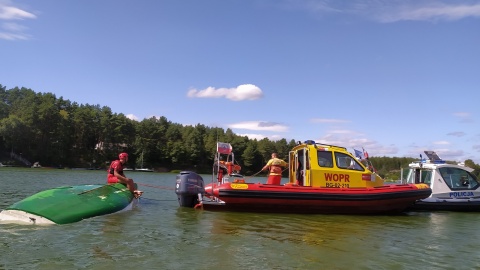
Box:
<box><xmin>107</xmin><ymin>152</ymin><xmax>142</xmax><ymax>198</ymax></box>
<box><xmin>261</xmin><ymin>153</ymin><xmax>288</xmax><ymax>185</ymax></box>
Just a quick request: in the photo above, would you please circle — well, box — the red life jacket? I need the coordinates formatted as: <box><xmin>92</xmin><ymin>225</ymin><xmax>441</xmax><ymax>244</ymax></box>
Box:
<box><xmin>269</xmin><ymin>158</ymin><xmax>285</xmax><ymax>175</ymax></box>
<box><xmin>107</xmin><ymin>160</ymin><xmax>124</xmax><ymax>183</ymax></box>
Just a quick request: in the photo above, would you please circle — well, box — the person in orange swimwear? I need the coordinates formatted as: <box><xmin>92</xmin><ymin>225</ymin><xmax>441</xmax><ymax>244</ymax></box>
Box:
<box><xmin>262</xmin><ymin>153</ymin><xmax>288</xmax><ymax>185</ymax></box>
<box><xmin>107</xmin><ymin>152</ymin><xmax>143</xmax><ymax>198</ymax></box>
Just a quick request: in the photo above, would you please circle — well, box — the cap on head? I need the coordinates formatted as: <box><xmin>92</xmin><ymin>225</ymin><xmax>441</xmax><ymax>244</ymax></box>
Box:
<box><xmin>119</xmin><ymin>152</ymin><xmax>129</xmax><ymax>160</ymax></box>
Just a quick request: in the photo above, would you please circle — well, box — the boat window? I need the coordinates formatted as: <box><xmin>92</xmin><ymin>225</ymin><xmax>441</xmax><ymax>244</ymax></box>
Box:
<box><xmin>404</xmin><ymin>169</ymin><xmax>414</xmax><ymax>184</ymax></box>
<box><xmin>317</xmin><ymin>151</ymin><xmax>333</xmax><ymax>168</ymax></box>
<box><xmin>417</xmin><ymin>170</ymin><xmax>432</xmax><ymax>185</ymax></box>
<box><xmin>405</xmin><ymin>169</ymin><xmax>432</xmax><ymax>186</ymax></box>
<box><xmin>297</xmin><ymin>149</ymin><xmax>304</xmax><ymax>168</ymax></box>
<box><xmin>422</xmin><ymin>171</ymin><xmax>432</xmax><ymax>185</ymax></box>
<box><xmin>334</xmin><ymin>152</ymin><xmax>364</xmax><ymax>171</ymax></box>
<box><xmin>439</xmin><ymin>167</ymin><xmax>480</xmax><ymax>190</ymax></box>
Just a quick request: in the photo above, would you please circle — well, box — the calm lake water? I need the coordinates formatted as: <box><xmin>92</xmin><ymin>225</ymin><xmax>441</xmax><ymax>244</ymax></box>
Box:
<box><xmin>1</xmin><ymin>168</ymin><xmax>480</xmax><ymax>270</ymax></box>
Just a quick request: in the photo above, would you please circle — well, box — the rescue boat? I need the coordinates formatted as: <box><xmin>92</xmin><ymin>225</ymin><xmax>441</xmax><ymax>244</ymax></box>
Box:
<box><xmin>175</xmin><ymin>141</ymin><xmax>432</xmax><ymax>215</ymax></box>
<box><xmin>403</xmin><ymin>151</ymin><xmax>480</xmax><ymax>211</ymax></box>
<box><xmin>0</xmin><ymin>183</ymin><xmax>140</xmax><ymax>225</ymax></box>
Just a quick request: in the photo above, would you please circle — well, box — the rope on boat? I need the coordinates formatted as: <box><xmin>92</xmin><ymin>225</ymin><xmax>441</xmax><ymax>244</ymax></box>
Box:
<box><xmin>243</xmin><ymin>169</ymin><xmax>264</xmax><ymax>180</ymax></box>
<box><xmin>243</xmin><ymin>167</ymin><xmax>289</xmax><ymax>180</ymax></box>
<box><xmin>139</xmin><ymin>197</ymin><xmax>177</xmax><ymax>202</ymax></box>
<box><xmin>137</xmin><ymin>183</ymin><xmax>175</xmax><ymax>190</ymax></box>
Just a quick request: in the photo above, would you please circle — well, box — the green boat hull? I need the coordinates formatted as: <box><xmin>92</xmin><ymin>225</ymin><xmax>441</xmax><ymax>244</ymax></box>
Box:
<box><xmin>3</xmin><ymin>184</ymin><xmax>135</xmax><ymax>224</ymax></box>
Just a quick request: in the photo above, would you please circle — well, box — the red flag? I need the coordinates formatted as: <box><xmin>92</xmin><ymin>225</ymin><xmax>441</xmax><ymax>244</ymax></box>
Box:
<box><xmin>362</xmin><ymin>148</ymin><xmax>369</xmax><ymax>159</ymax></box>
<box><xmin>217</xmin><ymin>142</ymin><xmax>232</xmax><ymax>154</ymax></box>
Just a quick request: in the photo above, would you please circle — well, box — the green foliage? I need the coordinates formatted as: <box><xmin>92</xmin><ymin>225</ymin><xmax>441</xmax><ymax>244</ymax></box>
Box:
<box><xmin>368</xmin><ymin>156</ymin><xmax>418</xmax><ymax>180</ymax></box>
<box><xmin>465</xmin><ymin>159</ymin><xmax>480</xmax><ymax>178</ymax></box>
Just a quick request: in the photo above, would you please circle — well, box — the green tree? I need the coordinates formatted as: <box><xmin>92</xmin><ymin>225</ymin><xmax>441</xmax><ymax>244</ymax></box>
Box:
<box><xmin>241</xmin><ymin>140</ymin><xmax>262</xmax><ymax>175</ymax></box>
<box><xmin>465</xmin><ymin>159</ymin><xmax>480</xmax><ymax>178</ymax></box>
<box><xmin>0</xmin><ymin>115</ymin><xmax>29</xmax><ymax>155</ymax></box>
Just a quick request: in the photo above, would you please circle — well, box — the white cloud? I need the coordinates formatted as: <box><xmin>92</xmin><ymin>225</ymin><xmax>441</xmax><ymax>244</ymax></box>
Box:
<box><xmin>126</xmin><ymin>114</ymin><xmax>139</xmax><ymax>121</ymax></box>
<box><xmin>291</xmin><ymin>0</ymin><xmax>480</xmax><ymax>23</ymax></box>
<box><xmin>433</xmin><ymin>140</ymin><xmax>450</xmax><ymax>145</ymax></box>
<box><xmin>0</xmin><ymin>2</ymin><xmax>36</xmax><ymax>40</ymax></box>
<box><xmin>306</xmin><ymin>127</ymin><xmax>401</xmax><ymax>158</ymax></box>
<box><xmin>187</xmin><ymin>84</ymin><xmax>264</xmax><ymax>101</ymax></box>
<box><xmin>0</xmin><ymin>3</ymin><xmax>36</xmax><ymax>20</ymax></box>
<box><xmin>0</xmin><ymin>29</ymin><xmax>28</xmax><ymax>40</ymax></box>
<box><xmin>433</xmin><ymin>149</ymin><xmax>464</xmax><ymax>161</ymax></box>
<box><xmin>380</xmin><ymin>3</ymin><xmax>480</xmax><ymax>22</ymax></box>
<box><xmin>228</xmin><ymin>121</ymin><xmax>289</xmax><ymax>132</ymax></box>
<box><xmin>236</xmin><ymin>133</ymin><xmax>267</xmax><ymax>140</ymax></box>
<box><xmin>407</xmin><ymin>146</ymin><xmax>468</xmax><ymax>162</ymax></box>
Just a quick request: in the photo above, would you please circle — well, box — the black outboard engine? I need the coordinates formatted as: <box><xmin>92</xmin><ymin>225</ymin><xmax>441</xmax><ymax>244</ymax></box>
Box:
<box><xmin>175</xmin><ymin>171</ymin><xmax>205</xmax><ymax>207</ymax></box>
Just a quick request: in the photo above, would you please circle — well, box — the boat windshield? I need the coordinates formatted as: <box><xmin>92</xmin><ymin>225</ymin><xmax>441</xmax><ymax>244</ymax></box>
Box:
<box><xmin>316</xmin><ymin>150</ymin><xmax>365</xmax><ymax>171</ymax></box>
<box><xmin>404</xmin><ymin>169</ymin><xmax>432</xmax><ymax>185</ymax></box>
<box><xmin>334</xmin><ymin>152</ymin><xmax>365</xmax><ymax>171</ymax></box>
<box><xmin>439</xmin><ymin>167</ymin><xmax>480</xmax><ymax>190</ymax></box>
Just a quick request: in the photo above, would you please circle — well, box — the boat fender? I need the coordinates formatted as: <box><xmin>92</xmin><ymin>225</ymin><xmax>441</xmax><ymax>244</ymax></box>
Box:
<box><xmin>414</xmin><ymin>183</ymin><xmax>430</xmax><ymax>189</ymax></box>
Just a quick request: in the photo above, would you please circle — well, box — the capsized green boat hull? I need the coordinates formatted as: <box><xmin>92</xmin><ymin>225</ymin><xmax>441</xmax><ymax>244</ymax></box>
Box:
<box><xmin>2</xmin><ymin>184</ymin><xmax>135</xmax><ymax>224</ymax></box>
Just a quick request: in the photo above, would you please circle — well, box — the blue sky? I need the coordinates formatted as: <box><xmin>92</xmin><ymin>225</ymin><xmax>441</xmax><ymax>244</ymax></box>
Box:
<box><xmin>1</xmin><ymin>0</ymin><xmax>480</xmax><ymax>163</ymax></box>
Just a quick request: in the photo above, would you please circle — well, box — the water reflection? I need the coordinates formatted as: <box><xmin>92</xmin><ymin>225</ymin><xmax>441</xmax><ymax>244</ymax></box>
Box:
<box><xmin>204</xmin><ymin>212</ymin><xmax>386</xmax><ymax>245</ymax></box>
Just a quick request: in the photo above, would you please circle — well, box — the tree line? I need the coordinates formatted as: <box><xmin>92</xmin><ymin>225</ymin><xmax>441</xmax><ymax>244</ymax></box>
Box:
<box><xmin>0</xmin><ymin>85</ymin><xmax>297</xmax><ymax>175</ymax></box>
<box><xmin>1</xmin><ymin>85</ymin><xmax>479</xmax><ymax>179</ymax></box>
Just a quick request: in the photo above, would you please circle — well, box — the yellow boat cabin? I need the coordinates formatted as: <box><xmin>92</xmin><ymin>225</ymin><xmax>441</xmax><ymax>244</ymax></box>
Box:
<box><xmin>288</xmin><ymin>140</ymin><xmax>384</xmax><ymax>188</ymax></box>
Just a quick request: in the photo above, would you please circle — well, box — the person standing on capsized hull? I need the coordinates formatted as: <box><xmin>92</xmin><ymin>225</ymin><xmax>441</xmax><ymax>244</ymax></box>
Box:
<box><xmin>107</xmin><ymin>152</ymin><xmax>142</xmax><ymax>197</ymax></box>
<box><xmin>262</xmin><ymin>153</ymin><xmax>288</xmax><ymax>185</ymax></box>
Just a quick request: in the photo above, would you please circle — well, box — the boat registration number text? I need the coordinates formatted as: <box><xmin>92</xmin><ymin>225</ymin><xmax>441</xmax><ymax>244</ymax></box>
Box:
<box><xmin>326</xmin><ymin>183</ymin><xmax>350</xmax><ymax>188</ymax></box>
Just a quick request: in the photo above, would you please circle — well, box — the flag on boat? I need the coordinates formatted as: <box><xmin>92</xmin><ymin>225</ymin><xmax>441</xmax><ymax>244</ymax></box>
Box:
<box><xmin>217</xmin><ymin>142</ymin><xmax>233</xmax><ymax>154</ymax></box>
<box><xmin>354</xmin><ymin>149</ymin><xmax>363</xmax><ymax>160</ymax></box>
<box><xmin>363</xmin><ymin>148</ymin><xmax>369</xmax><ymax>159</ymax></box>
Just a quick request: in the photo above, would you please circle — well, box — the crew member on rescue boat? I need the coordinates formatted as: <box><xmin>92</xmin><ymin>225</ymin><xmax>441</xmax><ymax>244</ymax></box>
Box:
<box><xmin>262</xmin><ymin>153</ymin><xmax>288</xmax><ymax>185</ymax></box>
<box><xmin>107</xmin><ymin>152</ymin><xmax>143</xmax><ymax>197</ymax></box>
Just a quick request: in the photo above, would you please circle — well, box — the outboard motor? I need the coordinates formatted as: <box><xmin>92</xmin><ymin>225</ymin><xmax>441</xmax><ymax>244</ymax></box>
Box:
<box><xmin>175</xmin><ymin>171</ymin><xmax>205</xmax><ymax>207</ymax></box>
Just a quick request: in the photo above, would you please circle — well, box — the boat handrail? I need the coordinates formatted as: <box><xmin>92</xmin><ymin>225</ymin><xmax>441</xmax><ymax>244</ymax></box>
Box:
<box><xmin>301</xmin><ymin>140</ymin><xmax>347</xmax><ymax>151</ymax></box>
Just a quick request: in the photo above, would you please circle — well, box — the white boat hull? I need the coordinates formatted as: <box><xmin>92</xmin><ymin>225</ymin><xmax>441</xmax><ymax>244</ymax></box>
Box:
<box><xmin>0</xmin><ymin>210</ymin><xmax>55</xmax><ymax>225</ymax></box>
